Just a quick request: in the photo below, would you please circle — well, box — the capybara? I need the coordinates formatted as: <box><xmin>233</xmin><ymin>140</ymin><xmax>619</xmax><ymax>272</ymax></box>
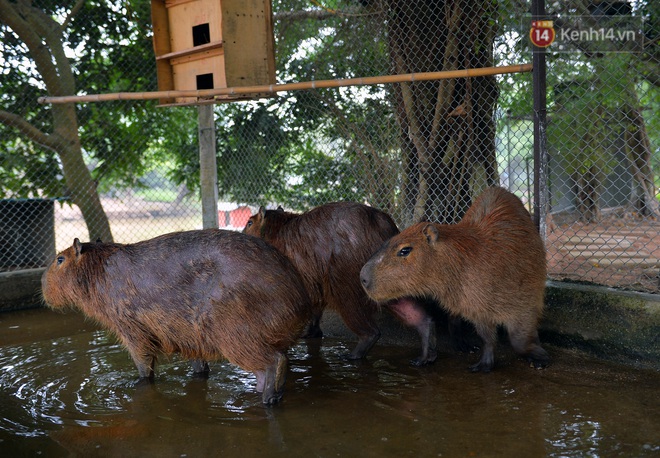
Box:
<box><xmin>244</xmin><ymin>202</ymin><xmax>404</xmax><ymax>359</ymax></box>
<box><xmin>360</xmin><ymin>187</ymin><xmax>550</xmax><ymax>372</ymax></box>
<box><xmin>41</xmin><ymin>229</ymin><xmax>312</xmax><ymax>405</ymax></box>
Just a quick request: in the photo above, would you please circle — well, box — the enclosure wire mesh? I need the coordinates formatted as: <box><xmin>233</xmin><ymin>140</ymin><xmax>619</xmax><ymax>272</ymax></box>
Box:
<box><xmin>0</xmin><ymin>0</ymin><xmax>658</xmax><ymax>293</ymax></box>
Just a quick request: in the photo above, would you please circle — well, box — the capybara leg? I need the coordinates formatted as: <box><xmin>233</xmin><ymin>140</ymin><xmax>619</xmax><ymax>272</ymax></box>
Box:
<box><xmin>191</xmin><ymin>360</ymin><xmax>210</xmax><ymax>376</ymax></box>
<box><xmin>130</xmin><ymin>351</ymin><xmax>156</xmax><ymax>384</ymax></box>
<box><xmin>337</xmin><ymin>307</ymin><xmax>380</xmax><ymax>360</ymax></box>
<box><xmin>411</xmin><ymin>317</ymin><xmax>437</xmax><ymax>367</ymax></box>
<box><xmin>126</xmin><ymin>345</ymin><xmax>156</xmax><ymax>383</ymax></box>
<box><xmin>387</xmin><ymin>298</ymin><xmax>437</xmax><ymax>366</ymax></box>
<box><xmin>346</xmin><ymin>330</ymin><xmax>381</xmax><ymax>360</ymax></box>
<box><xmin>258</xmin><ymin>353</ymin><xmax>288</xmax><ymax>406</ymax></box>
<box><xmin>255</xmin><ymin>372</ymin><xmax>266</xmax><ymax>393</ymax></box>
<box><xmin>470</xmin><ymin>324</ymin><xmax>497</xmax><ymax>373</ymax></box>
<box><xmin>302</xmin><ymin>314</ymin><xmax>323</xmax><ymax>339</ymax></box>
<box><xmin>339</xmin><ymin>309</ymin><xmax>380</xmax><ymax>360</ymax></box>
<box><xmin>508</xmin><ymin>327</ymin><xmax>551</xmax><ymax>369</ymax></box>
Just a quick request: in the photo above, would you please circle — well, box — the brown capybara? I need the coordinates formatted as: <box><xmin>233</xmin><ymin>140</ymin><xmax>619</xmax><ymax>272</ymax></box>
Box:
<box><xmin>41</xmin><ymin>229</ymin><xmax>312</xmax><ymax>405</ymax></box>
<box><xmin>360</xmin><ymin>187</ymin><xmax>550</xmax><ymax>372</ymax></box>
<box><xmin>244</xmin><ymin>202</ymin><xmax>403</xmax><ymax>360</ymax></box>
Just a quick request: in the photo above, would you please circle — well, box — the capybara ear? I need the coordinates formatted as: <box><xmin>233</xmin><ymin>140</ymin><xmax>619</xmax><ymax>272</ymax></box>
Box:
<box><xmin>257</xmin><ymin>206</ymin><xmax>266</xmax><ymax>218</ymax></box>
<box><xmin>276</xmin><ymin>206</ymin><xmax>284</xmax><ymax>213</ymax></box>
<box><xmin>422</xmin><ymin>224</ymin><xmax>440</xmax><ymax>244</ymax></box>
<box><xmin>96</xmin><ymin>238</ymin><xmax>103</xmax><ymax>243</ymax></box>
<box><xmin>73</xmin><ymin>238</ymin><xmax>83</xmax><ymax>257</ymax></box>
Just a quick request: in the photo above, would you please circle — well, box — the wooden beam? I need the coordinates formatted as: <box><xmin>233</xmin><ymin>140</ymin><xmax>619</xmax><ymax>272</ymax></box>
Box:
<box><xmin>38</xmin><ymin>64</ymin><xmax>533</xmax><ymax>105</ymax></box>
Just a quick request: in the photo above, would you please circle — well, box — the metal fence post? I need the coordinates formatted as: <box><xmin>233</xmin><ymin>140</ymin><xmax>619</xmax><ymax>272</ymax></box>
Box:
<box><xmin>532</xmin><ymin>0</ymin><xmax>548</xmax><ymax>239</ymax></box>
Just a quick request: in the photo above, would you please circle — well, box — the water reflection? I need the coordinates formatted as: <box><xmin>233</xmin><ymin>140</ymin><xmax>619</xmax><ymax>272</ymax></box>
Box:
<box><xmin>0</xmin><ymin>308</ymin><xmax>658</xmax><ymax>456</ymax></box>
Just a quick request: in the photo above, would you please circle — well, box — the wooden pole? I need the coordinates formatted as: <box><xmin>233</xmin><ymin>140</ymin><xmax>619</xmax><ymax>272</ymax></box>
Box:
<box><xmin>198</xmin><ymin>105</ymin><xmax>219</xmax><ymax>229</ymax></box>
<box><xmin>38</xmin><ymin>64</ymin><xmax>533</xmax><ymax>105</ymax></box>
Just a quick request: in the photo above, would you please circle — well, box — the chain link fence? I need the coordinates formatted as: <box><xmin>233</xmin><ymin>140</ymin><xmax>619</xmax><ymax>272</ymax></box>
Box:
<box><xmin>1</xmin><ymin>0</ymin><xmax>658</xmax><ymax>294</ymax></box>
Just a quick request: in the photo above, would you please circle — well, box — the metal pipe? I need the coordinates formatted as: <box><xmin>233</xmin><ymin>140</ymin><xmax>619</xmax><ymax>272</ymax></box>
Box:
<box><xmin>532</xmin><ymin>0</ymin><xmax>548</xmax><ymax>238</ymax></box>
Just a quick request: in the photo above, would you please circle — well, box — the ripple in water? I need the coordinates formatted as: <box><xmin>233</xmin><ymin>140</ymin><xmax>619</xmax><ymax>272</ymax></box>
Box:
<box><xmin>0</xmin><ymin>330</ymin><xmax>135</xmax><ymax>436</ymax></box>
<box><xmin>1</xmin><ymin>311</ymin><xmax>658</xmax><ymax>457</ymax></box>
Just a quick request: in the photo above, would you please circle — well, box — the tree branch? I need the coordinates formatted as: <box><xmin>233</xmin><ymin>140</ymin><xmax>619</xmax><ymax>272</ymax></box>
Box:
<box><xmin>0</xmin><ymin>0</ymin><xmax>60</xmax><ymax>93</ymax></box>
<box><xmin>61</xmin><ymin>0</ymin><xmax>86</xmax><ymax>31</ymax></box>
<box><xmin>0</xmin><ymin>109</ymin><xmax>62</xmax><ymax>152</ymax></box>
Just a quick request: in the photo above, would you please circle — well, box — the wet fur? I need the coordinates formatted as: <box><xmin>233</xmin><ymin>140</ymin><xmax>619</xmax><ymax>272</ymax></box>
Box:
<box><xmin>41</xmin><ymin>229</ymin><xmax>312</xmax><ymax>404</ymax></box>
<box><xmin>244</xmin><ymin>202</ymin><xmax>399</xmax><ymax>359</ymax></box>
<box><xmin>361</xmin><ymin>187</ymin><xmax>550</xmax><ymax>372</ymax></box>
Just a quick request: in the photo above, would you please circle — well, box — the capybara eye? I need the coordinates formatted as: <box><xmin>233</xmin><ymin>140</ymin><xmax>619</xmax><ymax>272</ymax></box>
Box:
<box><xmin>246</xmin><ymin>220</ymin><xmax>253</xmax><ymax>228</ymax></box>
<box><xmin>397</xmin><ymin>247</ymin><xmax>413</xmax><ymax>257</ymax></box>
<box><xmin>56</xmin><ymin>256</ymin><xmax>65</xmax><ymax>265</ymax></box>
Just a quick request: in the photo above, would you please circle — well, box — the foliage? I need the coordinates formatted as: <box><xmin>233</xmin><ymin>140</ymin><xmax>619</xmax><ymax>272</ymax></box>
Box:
<box><xmin>2</xmin><ymin>0</ymin><xmax>657</xmax><ymax>216</ymax></box>
<box><xmin>199</xmin><ymin>0</ymin><xmax>393</xmax><ymax>210</ymax></box>
<box><xmin>494</xmin><ymin>0</ymin><xmax>659</xmax><ymax>217</ymax></box>
<box><xmin>0</xmin><ymin>0</ymin><xmax>193</xmax><ymax>199</ymax></box>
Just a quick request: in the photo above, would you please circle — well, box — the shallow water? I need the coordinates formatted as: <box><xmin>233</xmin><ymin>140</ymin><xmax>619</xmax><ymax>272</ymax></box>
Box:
<box><xmin>0</xmin><ymin>308</ymin><xmax>658</xmax><ymax>457</ymax></box>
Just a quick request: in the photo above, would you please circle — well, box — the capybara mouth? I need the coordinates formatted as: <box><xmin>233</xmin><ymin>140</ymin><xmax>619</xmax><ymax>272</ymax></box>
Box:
<box><xmin>359</xmin><ymin>274</ymin><xmax>399</xmax><ymax>303</ymax></box>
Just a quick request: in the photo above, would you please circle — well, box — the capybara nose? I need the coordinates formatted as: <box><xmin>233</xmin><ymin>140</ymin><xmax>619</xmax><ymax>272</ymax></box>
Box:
<box><xmin>359</xmin><ymin>266</ymin><xmax>371</xmax><ymax>290</ymax></box>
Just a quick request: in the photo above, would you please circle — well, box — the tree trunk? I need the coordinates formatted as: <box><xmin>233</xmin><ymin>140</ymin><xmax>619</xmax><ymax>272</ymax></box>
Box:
<box><xmin>572</xmin><ymin>168</ymin><xmax>602</xmax><ymax>223</ymax></box>
<box><xmin>624</xmin><ymin>107</ymin><xmax>660</xmax><ymax>218</ymax></box>
<box><xmin>386</xmin><ymin>0</ymin><xmax>499</xmax><ymax>225</ymax></box>
<box><xmin>0</xmin><ymin>0</ymin><xmax>113</xmax><ymax>242</ymax></box>
<box><xmin>54</xmin><ymin>104</ymin><xmax>114</xmax><ymax>242</ymax></box>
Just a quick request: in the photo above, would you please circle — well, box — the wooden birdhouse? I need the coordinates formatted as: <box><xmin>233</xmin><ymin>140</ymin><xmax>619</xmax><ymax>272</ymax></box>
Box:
<box><xmin>151</xmin><ymin>0</ymin><xmax>276</xmax><ymax>106</ymax></box>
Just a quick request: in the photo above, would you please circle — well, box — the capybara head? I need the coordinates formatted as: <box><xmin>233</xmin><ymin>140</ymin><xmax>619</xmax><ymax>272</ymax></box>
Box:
<box><xmin>243</xmin><ymin>206</ymin><xmax>297</xmax><ymax>239</ymax></box>
<box><xmin>243</xmin><ymin>206</ymin><xmax>266</xmax><ymax>237</ymax></box>
<box><xmin>41</xmin><ymin>238</ymin><xmax>115</xmax><ymax>310</ymax></box>
<box><xmin>360</xmin><ymin>222</ymin><xmax>455</xmax><ymax>303</ymax></box>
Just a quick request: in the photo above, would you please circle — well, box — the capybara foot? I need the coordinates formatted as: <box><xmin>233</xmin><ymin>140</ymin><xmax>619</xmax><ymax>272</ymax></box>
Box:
<box><xmin>469</xmin><ymin>361</ymin><xmax>493</xmax><ymax>373</ymax></box>
<box><xmin>346</xmin><ymin>332</ymin><xmax>381</xmax><ymax>360</ymax></box>
<box><xmin>527</xmin><ymin>348</ymin><xmax>551</xmax><ymax>369</ymax></box>
<box><xmin>469</xmin><ymin>349</ymin><xmax>495</xmax><ymax>373</ymax></box>
<box><xmin>256</xmin><ymin>353</ymin><xmax>288</xmax><ymax>406</ymax></box>
<box><xmin>133</xmin><ymin>376</ymin><xmax>155</xmax><ymax>387</ymax></box>
<box><xmin>410</xmin><ymin>349</ymin><xmax>437</xmax><ymax>367</ymax></box>
<box><xmin>529</xmin><ymin>358</ymin><xmax>549</xmax><ymax>369</ymax></box>
<box><xmin>191</xmin><ymin>360</ymin><xmax>210</xmax><ymax>376</ymax></box>
<box><xmin>510</xmin><ymin>333</ymin><xmax>551</xmax><ymax>369</ymax></box>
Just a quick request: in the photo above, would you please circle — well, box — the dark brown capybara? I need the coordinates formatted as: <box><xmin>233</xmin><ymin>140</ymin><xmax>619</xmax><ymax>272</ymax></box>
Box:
<box><xmin>360</xmin><ymin>186</ymin><xmax>550</xmax><ymax>372</ymax></box>
<box><xmin>244</xmin><ymin>202</ymin><xmax>409</xmax><ymax>360</ymax></box>
<box><xmin>41</xmin><ymin>229</ymin><xmax>312</xmax><ymax>405</ymax></box>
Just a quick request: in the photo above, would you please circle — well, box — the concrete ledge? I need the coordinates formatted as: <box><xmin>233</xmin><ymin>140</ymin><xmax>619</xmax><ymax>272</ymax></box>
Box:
<box><xmin>321</xmin><ymin>282</ymin><xmax>660</xmax><ymax>371</ymax></box>
<box><xmin>541</xmin><ymin>281</ymin><xmax>659</xmax><ymax>371</ymax></box>
<box><xmin>0</xmin><ymin>268</ymin><xmax>46</xmax><ymax>312</ymax></box>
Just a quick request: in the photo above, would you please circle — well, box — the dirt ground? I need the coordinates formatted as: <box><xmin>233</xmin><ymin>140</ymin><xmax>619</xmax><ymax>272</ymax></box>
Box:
<box><xmin>546</xmin><ymin>211</ymin><xmax>660</xmax><ymax>294</ymax></box>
